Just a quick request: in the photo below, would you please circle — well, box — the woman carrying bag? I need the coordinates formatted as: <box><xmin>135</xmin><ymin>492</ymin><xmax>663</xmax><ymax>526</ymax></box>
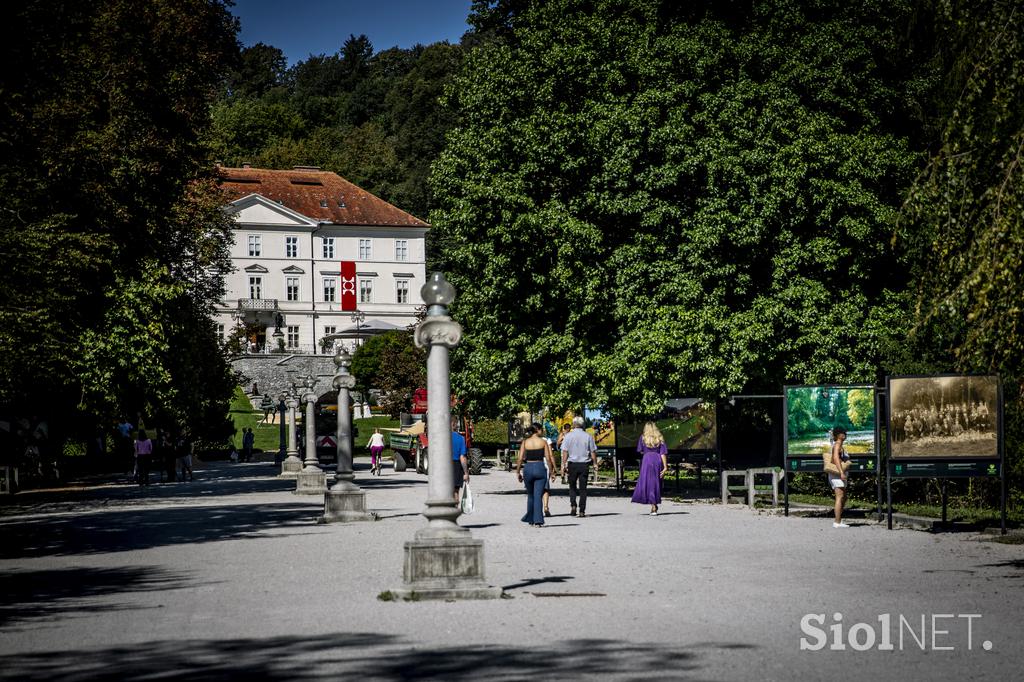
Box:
<box><xmin>824</xmin><ymin>427</ymin><xmax>852</xmax><ymax>528</ymax></box>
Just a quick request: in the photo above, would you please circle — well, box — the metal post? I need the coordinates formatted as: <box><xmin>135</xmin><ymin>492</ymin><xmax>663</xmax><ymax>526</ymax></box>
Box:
<box><xmin>941</xmin><ymin>479</ymin><xmax>948</xmax><ymax>526</ymax></box>
<box><xmin>887</xmin><ymin>459</ymin><xmax>893</xmax><ymax>530</ymax></box>
<box><xmin>394</xmin><ymin>272</ymin><xmax>501</xmax><ymax>600</ymax></box>
<box><xmin>875</xmin><ymin>389</ymin><xmax>883</xmax><ymax>522</ymax></box>
<box><xmin>783</xmin><ymin>467</ymin><xmax>789</xmax><ymax>517</ymax></box>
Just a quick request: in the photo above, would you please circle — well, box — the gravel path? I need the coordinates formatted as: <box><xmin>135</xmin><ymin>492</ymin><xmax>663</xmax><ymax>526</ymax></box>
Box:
<box><xmin>0</xmin><ymin>460</ymin><xmax>1020</xmax><ymax>680</ymax></box>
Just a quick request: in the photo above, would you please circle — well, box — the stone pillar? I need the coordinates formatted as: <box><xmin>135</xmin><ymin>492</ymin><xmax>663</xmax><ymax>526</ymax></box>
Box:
<box><xmin>392</xmin><ymin>272</ymin><xmax>502</xmax><ymax>600</ymax></box>
<box><xmin>322</xmin><ymin>348</ymin><xmax>373</xmax><ymax>522</ymax></box>
<box><xmin>295</xmin><ymin>374</ymin><xmax>326</xmax><ymax>494</ymax></box>
<box><xmin>279</xmin><ymin>389</ymin><xmax>302</xmax><ymax>478</ymax></box>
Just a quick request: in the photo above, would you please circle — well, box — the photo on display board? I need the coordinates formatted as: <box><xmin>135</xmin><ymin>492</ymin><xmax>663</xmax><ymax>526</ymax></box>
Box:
<box><xmin>616</xmin><ymin>399</ymin><xmax>716</xmax><ymax>452</ymax></box>
<box><xmin>785</xmin><ymin>386</ymin><xmax>876</xmax><ymax>457</ymax></box>
<box><xmin>583</xmin><ymin>407</ymin><xmax>616</xmax><ymax>448</ymax></box>
<box><xmin>888</xmin><ymin>375</ymin><xmax>999</xmax><ymax>459</ymax></box>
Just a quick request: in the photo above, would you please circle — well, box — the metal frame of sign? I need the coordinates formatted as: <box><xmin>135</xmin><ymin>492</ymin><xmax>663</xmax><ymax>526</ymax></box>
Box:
<box><xmin>884</xmin><ymin>374</ymin><xmax>1006</xmax><ymax>533</ymax></box>
<box><xmin>782</xmin><ymin>384</ymin><xmax>881</xmax><ymax>518</ymax></box>
<box><xmin>612</xmin><ymin>400</ymin><xmax>721</xmax><ymax>492</ymax></box>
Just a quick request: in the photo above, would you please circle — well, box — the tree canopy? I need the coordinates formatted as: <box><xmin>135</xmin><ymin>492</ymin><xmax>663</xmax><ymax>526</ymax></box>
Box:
<box><xmin>209</xmin><ymin>35</ymin><xmax>466</xmax><ymax>219</ymax></box>
<box><xmin>0</xmin><ymin>0</ymin><xmax>239</xmax><ymax>440</ymax></box>
<box><xmin>431</xmin><ymin>0</ymin><xmax>934</xmax><ymax>417</ymax></box>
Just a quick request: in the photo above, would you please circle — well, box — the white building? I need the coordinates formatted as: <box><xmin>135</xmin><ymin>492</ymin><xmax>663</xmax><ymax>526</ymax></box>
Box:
<box><xmin>215</xmin><ymin>165</ymin><xmax>429</xmax><ymax>354</ymax></box>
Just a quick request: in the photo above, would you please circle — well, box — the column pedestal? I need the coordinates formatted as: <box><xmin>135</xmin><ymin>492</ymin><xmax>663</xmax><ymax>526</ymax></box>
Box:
<box><xmin>392</xmin><ymin>535</ymin><xmax>503</xmax><ymax>600</ymax></box>
<box><xmin>321</xmin><ymin>487</ymin><xmax>375</xmax><ymax>522</ymax></box>
<box><xmin>279</xmin><ymin>457</ymin><xmax>302</xmax><ymax>478</ymax></box>
<box><xmin>294</xmin><ymin>469</ymin><xmax>326</xmax><ymax>494</ymax></box>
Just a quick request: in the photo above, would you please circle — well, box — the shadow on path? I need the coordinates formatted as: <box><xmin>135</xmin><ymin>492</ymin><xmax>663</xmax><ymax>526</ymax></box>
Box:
<box><xmin>0</xmin><ymin>501</ymin><xmax>319</xmax><ymax>559</ymax></box>
<box><xmin>0</xmin><ymin>632</ymin><xmax>720</xmax><ymax>681</ymax></box>
<box><xmin>0</xmin><ymin>566</ymin><xmax>202</xmax><ymax>627</ymax></box>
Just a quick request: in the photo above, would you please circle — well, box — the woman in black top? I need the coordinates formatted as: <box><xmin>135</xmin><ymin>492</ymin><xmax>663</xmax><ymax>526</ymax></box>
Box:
<box><xmin>516</xmin><ymin>425</ymin><xmax>556</xmax><ymax>526</ymax></box>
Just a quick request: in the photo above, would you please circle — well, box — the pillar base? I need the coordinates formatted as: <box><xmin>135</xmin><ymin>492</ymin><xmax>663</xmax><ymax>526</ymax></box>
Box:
<box><xmin>280</xmin><ymin>456</ymin><xmax>302</xmax><ymax>477</ymax></box>
<box><xmin>294</xmin><ymin>470</ymin><xmax>327</xmax><ymax>494</ymax></box>
<box><xmin>393</xmin><ymin>537</ymin><xmax>503</xmax><ymax>600</ymax></box>
<box><xmin>321</xmin><ymin>489</ymin><xmax>375</xmax><ymax>523</ymax></box>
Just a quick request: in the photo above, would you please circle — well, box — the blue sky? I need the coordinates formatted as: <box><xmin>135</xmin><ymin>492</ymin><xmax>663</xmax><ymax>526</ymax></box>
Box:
<box><xmin>232</xmin><ymin>0</ymin><xmax>475</xmax><ymax>65</ymax></box>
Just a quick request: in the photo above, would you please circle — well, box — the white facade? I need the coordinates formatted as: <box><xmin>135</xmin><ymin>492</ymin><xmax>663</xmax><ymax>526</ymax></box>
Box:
<box><xmin>216</xmin><ymin>194</ymin><xmax>428</xmax><ymax>354</ymax></box>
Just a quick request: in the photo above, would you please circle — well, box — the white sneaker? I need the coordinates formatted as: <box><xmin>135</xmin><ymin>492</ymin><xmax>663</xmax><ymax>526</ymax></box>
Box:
<box><xmin>650</xmin><ymin>511</ymin><xmax>658</xmax><ymax>516</ymax></box>
<box><xmin>833</xmin><ymin>522</ymin><xmax>849</xmax><ymax>528</ymax></box>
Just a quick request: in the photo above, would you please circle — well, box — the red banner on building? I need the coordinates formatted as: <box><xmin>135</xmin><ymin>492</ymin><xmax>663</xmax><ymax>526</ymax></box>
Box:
<box><xmin>340</xmin><ymin>261</ymin><xmax>357</xmax><ymax>311</ymax></box>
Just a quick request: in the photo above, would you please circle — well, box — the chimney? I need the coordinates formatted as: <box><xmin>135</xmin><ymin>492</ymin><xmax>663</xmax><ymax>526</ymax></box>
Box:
<box><xmin>241</xmin><ymin>161</ymin><xmax>252</xmax><ymax>169</ymax></box>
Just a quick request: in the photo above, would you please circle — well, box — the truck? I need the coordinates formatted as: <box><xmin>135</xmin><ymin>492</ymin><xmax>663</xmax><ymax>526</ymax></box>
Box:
<box><xmin>388</xmin><ymin>389</ymin><xmax>483</xmax><ymax>475</ymax></box>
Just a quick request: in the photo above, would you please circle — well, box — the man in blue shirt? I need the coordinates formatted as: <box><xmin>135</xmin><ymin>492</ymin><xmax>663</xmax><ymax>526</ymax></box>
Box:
<box><xmin>560</xmin><ymin>416</ymin><xmax>598</xmax><ymax>517</ymax></box>
<box><xmin>451</xmin><ymin>422</ymin><xmax>468</xmax><ymax>502</ymax></box>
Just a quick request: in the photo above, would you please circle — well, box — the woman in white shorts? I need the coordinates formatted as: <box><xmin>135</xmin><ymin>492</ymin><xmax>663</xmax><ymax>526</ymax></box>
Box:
<box><xmin>828</xmin><ymin>427</ymin><xmax>851</xmax><ymax>528</ymax></box>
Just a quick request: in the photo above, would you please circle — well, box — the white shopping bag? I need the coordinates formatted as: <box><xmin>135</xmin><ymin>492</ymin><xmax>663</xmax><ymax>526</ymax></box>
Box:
<box><xmin>460</xmin><ymin>482</ymin><xmax>475</xmax><ymax>515</ymax></box>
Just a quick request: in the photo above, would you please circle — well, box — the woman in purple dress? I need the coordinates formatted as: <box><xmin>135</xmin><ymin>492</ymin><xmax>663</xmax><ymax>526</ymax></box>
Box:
<box><xmin>631</xmin><ymin>422</ymin><xmax>668</xmax><ymax>515</ymax></box>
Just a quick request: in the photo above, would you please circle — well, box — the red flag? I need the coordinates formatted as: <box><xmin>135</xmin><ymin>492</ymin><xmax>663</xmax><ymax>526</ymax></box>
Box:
<box><xmin>340</xmin><ymin>261</ymin><xmax>357</xmax><ymax>311</ymax></box>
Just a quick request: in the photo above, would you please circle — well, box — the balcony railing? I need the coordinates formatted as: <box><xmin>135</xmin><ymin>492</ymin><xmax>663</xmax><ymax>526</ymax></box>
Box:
<box><xmin>238</xmin><ymin>343</ymin><xmax>324</xmax><ymax>356</ymax></box>
<box><xmin>237</xmin><ymin>298</ymin><xmax>278</xmax><ymax>311</ymax></box>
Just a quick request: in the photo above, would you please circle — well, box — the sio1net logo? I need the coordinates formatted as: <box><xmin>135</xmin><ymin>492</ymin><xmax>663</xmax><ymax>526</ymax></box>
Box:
<box><xmin>800</xmin><ymin>613</ymin><xmax>992</xmax><ymax>652</ymax></box>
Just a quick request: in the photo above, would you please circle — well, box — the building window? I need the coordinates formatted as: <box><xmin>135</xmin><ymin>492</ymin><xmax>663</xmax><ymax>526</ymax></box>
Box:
<box><xmin>359</xmin><ymin>279</ymin><xmax>373</xmax><ymax>304</ymax></box>
<box><xmin>249</xmin><ymin>276</ymin><xmax>262</xmax><ymax>299</ymax></box>
<box><xmin>395</xmin><ymin>240</ymin><xmax>408</xmax><ymax>262</ymax></box>
<box><xmin>323</xmin><ymin>278</ymin><xmax>336</xmax><ymax>302</ymax></box>
<box><xmin>217</xmin><ymin>323</ymin><xmax>225</xmax><ymax>343</ymax></box>
<box><xmin>286</xmin><ymin>326</ymin><xmax>299</xmax><ymax>349</ymax></box>
<box><xmin>248</xmin><ymin>235</ymin><xmax>261</xmax><ymax>257</ymax></box>
<box><xmin>286</xmin><ymin>236</ymin><xmax>298</xmax><ymax>258</ymax></box>
<box><xmin>286</xmin><ymin>277</ymin><xmax>299</xmax><ymax>302</ymax></box>
<box><xmin>396</xmin><ymin>279</ymin><xmax>409</xmax><ymax>304</ymax></box>
<box><xmin>322</xmin><ymin>237</ymin><xmax>335</xmax><ymax>260</ymax></box>
<box><xmin>358</xmin><ymin>239</ymin><xmax>372</xmax><ymax>260</ymax></box>
<box><xmin>323</xmin><ymin>325</ymin><xmax>337</xmax><ymax>336</ymax></box>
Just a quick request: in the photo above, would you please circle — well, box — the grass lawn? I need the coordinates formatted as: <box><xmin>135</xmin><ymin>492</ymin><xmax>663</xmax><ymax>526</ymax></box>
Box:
<box><xmin>228</xmin><ymin>387</ymin><xmax>280</xmax><ymax>451</ymax></box>
<box><xmin>787</xmin><ymin>492</ymin><xmax>1021</xmax><ymax>527</ymax></box>
<box><xmin>230</xmin><ymin>388</ymin><xmax>402</xmax><ymax>456</ymax></box>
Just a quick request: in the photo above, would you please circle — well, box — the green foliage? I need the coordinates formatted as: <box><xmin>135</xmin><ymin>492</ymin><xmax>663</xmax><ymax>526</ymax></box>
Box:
<box><xmin>432</xmin><ymin>0</ymin><xmax>928</xmax><ymax>416</ymax></box>
<box><xmin>208</xmin><ymin>38</ymin><xmax>465</xmax><ymax>218</ymax></box>
<box><xmin>351</xmin><ymin>330</ymin><xmax>426</xmax><ymax>417</ymax></box>
<box><xmin>0</xmin><ymin>0</ymin><xmax>238</xmax><ymax>443</ymax></box>
<box><xmin>895</xmin><ymin>0</ymin><xmax>1024</xmax><ymax>477</ymax></box>
<box><xmin>471</xmin><ymin>418</ymin><xmax>509</xmax><ymax>446</ymax></box>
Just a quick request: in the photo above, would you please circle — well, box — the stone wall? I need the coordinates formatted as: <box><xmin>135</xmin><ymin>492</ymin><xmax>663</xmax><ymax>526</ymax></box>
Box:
<box><xmin>230</xmin><ymin>354</ymin><xmax>337</xmax><ymax>403</ymax></box>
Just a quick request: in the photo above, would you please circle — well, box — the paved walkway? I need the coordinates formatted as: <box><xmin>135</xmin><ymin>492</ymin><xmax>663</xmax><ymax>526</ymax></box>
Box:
<box><xmin>0</xmin><ymin>459</ymin><xmax>1021</xmax><ymax>680</ymax></box>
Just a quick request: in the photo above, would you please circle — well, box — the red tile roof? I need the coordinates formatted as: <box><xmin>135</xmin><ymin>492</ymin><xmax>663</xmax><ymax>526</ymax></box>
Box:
<box><xmin>217</xmin><ymin>166</ymin><xmax>428</xmax><ymax>227</ymax></box>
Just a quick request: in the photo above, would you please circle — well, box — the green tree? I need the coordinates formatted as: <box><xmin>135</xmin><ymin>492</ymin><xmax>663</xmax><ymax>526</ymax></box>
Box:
<box><xmin>431</xmin><ymin>0</ymin><xmax>929</xmax><ymax>416</ymax></box>
<box><xmin>895</xmin><ymin>0</ymin><xmax>1023</xmax><ymax>477</ymax></box>
<box><xmin>351</xmin><ymin>331</ymin><xmax>427</xmax><ymax>417</ymax></box>
<box><xmin>226</xmin><ymin>42</ymin><xmax>288</xmax><ymax>99</ymax></box>
<box><xmin>0</xmin><ymin>0</ymin><xmax>238</xmax><ymax>442</ymax></box>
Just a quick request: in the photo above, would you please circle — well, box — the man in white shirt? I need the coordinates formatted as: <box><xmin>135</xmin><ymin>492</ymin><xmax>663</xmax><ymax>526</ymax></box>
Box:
<box><xmin>560</xmin><ymin>416</ymin><xmax>597</xmax><ymax>517</ymax></box>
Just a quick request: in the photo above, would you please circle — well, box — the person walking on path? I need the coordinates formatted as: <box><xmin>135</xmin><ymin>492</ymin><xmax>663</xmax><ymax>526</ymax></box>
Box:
<box><xmin>517</xmin><ymin>424</ymin><xmax>557</xmax><ymax>526</ymax></box>
<box><xmin>826</xmin><ymin>427</ymin><xmax>852</xmax><ymax>528</ymax></box>
<box><xmin>134</xmin><ymin>430</ymin><xmax>153</xmax><ymax>486</ymax></box>
<box><xmin>536</xmin><ymin>421</ymin><xmax>556</xmax><ymax>516</ymax></box>
<box><xmin>452</xmin><ymin>421</ymin><xmax>469</xmax><ymax>502</ymax></box>
<box><xmin>242</xmin><ymin>427</ymin><xmax>255</xmax><ymax>462</ymax></box>
<box><xmin>176</xmin><ymin>430</ymin><xmax>194</xmax><ymax>482</ymax></box>
<box><xmin>631</xmin><ymin>422</ymin><xmax>669</xmax><ymax>515</ymax></box>
<box><xmin>367</xmin><ymin>428</ymin><xmax>386</xmax><ymax>475</ymax></box>
<box><xmin>560</xmin><ymin>416</ymin><xmax>597</xmax><ymax>517</ymax></box>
